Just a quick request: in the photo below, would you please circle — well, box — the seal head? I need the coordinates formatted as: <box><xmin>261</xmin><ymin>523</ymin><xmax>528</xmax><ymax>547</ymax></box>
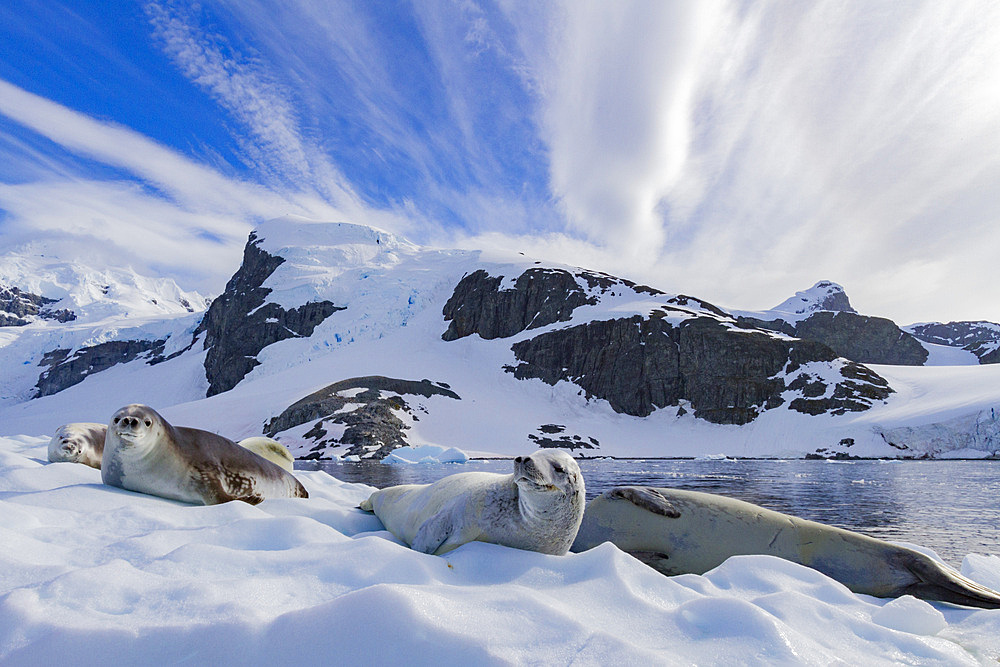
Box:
<box><xmin>47</xmin><ymin>422</ymin><xmax>106</xmax><ymax>469</ymax></box>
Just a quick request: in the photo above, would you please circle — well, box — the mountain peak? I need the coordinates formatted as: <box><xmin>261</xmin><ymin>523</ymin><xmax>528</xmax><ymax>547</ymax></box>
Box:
<box><xmin>773</xmin><ymin>281</ymin><xmax>856</xmax><ymax>316</ymax></box>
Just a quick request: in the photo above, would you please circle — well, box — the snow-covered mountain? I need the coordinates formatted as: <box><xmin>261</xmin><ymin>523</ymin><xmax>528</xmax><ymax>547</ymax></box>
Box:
<box><xmin>2</xmin><ymin>217</ymin><xmax>1000</xmax><ymax>460</ymax></box>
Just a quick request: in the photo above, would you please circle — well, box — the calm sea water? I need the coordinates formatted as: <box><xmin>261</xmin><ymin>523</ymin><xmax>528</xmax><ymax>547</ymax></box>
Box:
<box><xmin>298</xmin><ymin>458</ymin><xmax>1000</xmax><ymax>566</ymax></box>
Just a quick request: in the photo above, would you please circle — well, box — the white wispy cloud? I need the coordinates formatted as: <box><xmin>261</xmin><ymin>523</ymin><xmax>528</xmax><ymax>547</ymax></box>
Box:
<box><xmin>502</xmin><ymin>0</ymin><xmax>1000</xmax><ymax>322</ymax></box>
<box><xmin>0</xmin><ymin>77</ymin><xmax>360</xmax><ymax>293</ymax></box>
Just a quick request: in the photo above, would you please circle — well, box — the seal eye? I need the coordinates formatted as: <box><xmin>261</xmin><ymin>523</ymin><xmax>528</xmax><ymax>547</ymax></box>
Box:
<box><xmin>552</xmin><ymin>464</ymin><xmax>564</xmax><ymax>474</ymax></box>
<box><xmin>113</xmin><ymin>417</ymin><xmax>120</xmax><ymax>424</ymax></box>
<box><xmin>144</xmin><ymin>419</ymin><xmax>152</xmax><ymax>427</ymax></box>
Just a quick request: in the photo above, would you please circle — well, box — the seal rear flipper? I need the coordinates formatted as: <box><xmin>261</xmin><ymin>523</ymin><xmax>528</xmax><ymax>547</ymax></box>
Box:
<box><xmin>608</xmin><ymin>486</ymin><xmax>682</xmax><ymax>518</ymax></box>
<box><xmin>901</xmin><ymin>557</ymin><xmax>1000</xmax><ymax>609</ymax></box>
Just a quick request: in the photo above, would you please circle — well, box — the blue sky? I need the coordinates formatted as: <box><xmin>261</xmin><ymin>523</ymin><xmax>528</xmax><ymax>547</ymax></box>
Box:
<box><xmin>2</xmin><ymin>1</ymin><xmax>999</xmax><ymax>324</ymax></box>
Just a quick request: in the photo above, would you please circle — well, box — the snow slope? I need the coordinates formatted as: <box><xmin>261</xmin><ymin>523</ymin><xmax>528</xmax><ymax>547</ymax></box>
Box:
<box><xmin>2</xmin><ymin>435</ymin><xmax>998</xmax><ymax>665</ymax></box>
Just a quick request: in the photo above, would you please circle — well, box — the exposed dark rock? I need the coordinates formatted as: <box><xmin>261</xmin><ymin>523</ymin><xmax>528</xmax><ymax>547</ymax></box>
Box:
<box><xmin>907</xmin><ymin>321</ymin><xmax>1000</xmax><ymax>365</ymax></box>
<box><xmin>442</xmin><ymin>268</ymin><xmax>598</xmax><ymax>341</ymax></box>
<box><xmin>506</xmin><ymin>310</ymin><xmax>892</xmax><ymax>425</ymax></box>
<box><xmin>810</xmin><ymin>281</ymin><xmax>856</xmax><ymax>313</ymax></box>
<box><xmin>265</xmin><ymin>376</ymin><xmax>461</xmax><ymax>459</ymax></box>
<box><xmin>736</xmin><ymin>316</ymin><xmax>797</xmax><ymax>336</ymax></box>
<box><xmin>794</xmin><ymin>311</ymin><xmax>928</xmax><ymax>366</ymax></box>
<box><xmin>0</xmin><ymin>284</ymin><xmax>76</xmax><ymax>326</ymax></box>
<box><xmin>196</xmin><ymin>232</ymin><xmax>344</xmax><ymax>396</ymax></box>
<box><xmin>34</xmin><ymin>339</ymin><xmax>166</xmax><ymax>397</ymax></box>
<box><xmin>441</xmin><ymin>266</ymin><xmax>686</xmax><ymax>341</ymax></box>
<box><xmin>527</xmin><ymin>424</ymin><xmax>600</xmax><ymax>451</ymax></box>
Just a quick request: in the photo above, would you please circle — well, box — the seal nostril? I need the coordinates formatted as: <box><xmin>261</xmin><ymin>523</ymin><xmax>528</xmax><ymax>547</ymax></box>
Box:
<box><xmin>515</xmin><ymin>456</ymin><xmax>523</xmax><ymax>463</ymax></box>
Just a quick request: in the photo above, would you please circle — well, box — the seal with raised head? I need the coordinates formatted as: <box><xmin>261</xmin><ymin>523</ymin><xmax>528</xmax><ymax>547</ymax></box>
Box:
<box><xmin>48</xmin><ymin>422</ymin><xmax>106</xmax><ymax>469</ymax></box>
<box><xmin>572</xmin><ymin>486</ymin><xmax>1000</xmax><ymax>609</ymax></box>
<box><xmin>360</xmin><ymin>449</ymin><xmax>585</xmax><ymax>555</ymax></box>
<box><xmin>238</xmin><ymin>436</ymin><xmax>295</xmax><ymax>472</ymax></box>
<box><xmin>102</xmin><ymin>404</ymin><xmax>308</xmax><ymax>505</ymax></box>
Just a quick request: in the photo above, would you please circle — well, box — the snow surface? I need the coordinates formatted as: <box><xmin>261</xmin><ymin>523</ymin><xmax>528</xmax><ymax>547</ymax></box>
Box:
<box><xmin>2</xmin><ymin>435</ymin><xmax>999</xmax><ymax>665</ymax></box>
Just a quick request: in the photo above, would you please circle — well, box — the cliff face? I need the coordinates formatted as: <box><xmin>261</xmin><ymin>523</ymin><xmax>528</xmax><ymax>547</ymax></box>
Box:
<box><xmin>442</xmin><ymin>268</ymin><xmax>893</xmax><ymax>426</ymax></box>
<box><xmin>196</xmin><ymin>232</ymin><xmax>343</xmax><ymax>396</ymax></box>
<box><xmin>34</xmin><ymin>340</ymin><xmax>166</xmax><ymax>398</ymax></box>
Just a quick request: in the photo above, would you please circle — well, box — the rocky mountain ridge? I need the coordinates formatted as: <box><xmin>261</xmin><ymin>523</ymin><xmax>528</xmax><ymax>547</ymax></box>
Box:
<box><xmin>2</xmin><ymin>218</ymin><xmax>999</xmax><ymax>460</ymax></box>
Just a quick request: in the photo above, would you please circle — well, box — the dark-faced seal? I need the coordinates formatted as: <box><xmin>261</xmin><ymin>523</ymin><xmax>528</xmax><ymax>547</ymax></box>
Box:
<box><xmin>360</xmin><ymin>449</ymin><xmax>585</xmax><ymax>555</ymax></box>
<box><xmin>572</xmin><ymin>486</ymin><xmax>1000</xmax><ymax>609</ymax></box>
<box><xmin>238</xmin><ymin>436</ymin><xmax>295</xmax><ymax>472</ymax></box>
<box><xmin>47</xmin><ymin>422</ymin><xmax>106</xmax><ymax>469</ymax></box>
<box><xmin>102</xmin><ymin>404</ymin><xmax>308</xmax><ymax>505</ymax></box>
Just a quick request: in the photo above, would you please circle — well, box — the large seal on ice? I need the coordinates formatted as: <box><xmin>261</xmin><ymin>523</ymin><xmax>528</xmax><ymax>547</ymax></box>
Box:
<box><xmin>572</xmin><ymin>486</ymin><xmax>1000</xmax><ymax>609</ymax></box>
<box><xmin>48</xmin><ymin>422</ymin><xmax>106</xmax><ymax>469</ymax></box>
<box><xmin>102</xmin><ymin>404</ymin><xmax>308</xmax><ymax>505</ymax></box>
<box><xmin>360</xmin><ymin>449</ymin><xmax>585</xmax><ymax>555</ymax></box>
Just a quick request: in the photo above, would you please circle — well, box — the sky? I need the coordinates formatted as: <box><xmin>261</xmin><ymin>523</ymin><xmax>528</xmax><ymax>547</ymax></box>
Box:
<box><xmin>1</xmin><ymin>1</ymin><xmax>999</xmax><ymax>324</ymax></box>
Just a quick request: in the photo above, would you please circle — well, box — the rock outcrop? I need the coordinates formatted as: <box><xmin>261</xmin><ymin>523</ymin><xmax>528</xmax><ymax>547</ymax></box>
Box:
<box><xmin>907</xmin><ymin>321</ymin><xmax>1000</xmax><ymax>365</ymax></box>
<box><xmin>35</xmin><ymin>339</ymin><xmax>166</xmax><ymax>397</ymax></box>
<box><xmin>442</xmin><ymin>267</ymin><xmax>664</xmax><ymax>341</ymax></box>
<box><xmin>790</xmin><ymin>311</ymin><xmax>928</xmax><ymax>366</ymax></box>
<box><xmin>442</xmin><ymin>269</ymin><xmax>894</xmax><ymax>425</ymax></box>
<box><xmin>196</xmin><ymin>232</ymin><xmax>343</xmax><ymax>396</ymax></box>
<box><xmin>740</xmin><ymin>310</ymin><xmax>928</xmax><ymax>366</ymax></box>
<box><xmin>265</xmin><ymin>376</ymin><xmax>461</xmax><ymax>460</ymax></box>
<box><xmin>0</xmin><ymin>284</ymin><xmax>76</xmax><ymax>326</ymax></box>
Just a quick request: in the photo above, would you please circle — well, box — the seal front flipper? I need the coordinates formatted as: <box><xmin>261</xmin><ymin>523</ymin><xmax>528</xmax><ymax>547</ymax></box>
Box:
<box><xmin>900</xmin><ymin>553</ymin><xmax>1000</xmax><ymax>609</ymax></box>
<box><xmin>412</xmin><ymin>511</ymin><xmax>458</xmax><ymax>555</ymax></box>
<box><xmin>608</xmin><ymin>486</ymin><xmax>682</xmax><ymax>518</ymax></box>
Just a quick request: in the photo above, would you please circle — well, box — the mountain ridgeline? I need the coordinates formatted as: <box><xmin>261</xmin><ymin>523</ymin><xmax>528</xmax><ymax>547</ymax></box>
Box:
<box><xmin>3</xmin><ymin>220</ymin><xmax>999</xmax><ymax>460</ymax></box>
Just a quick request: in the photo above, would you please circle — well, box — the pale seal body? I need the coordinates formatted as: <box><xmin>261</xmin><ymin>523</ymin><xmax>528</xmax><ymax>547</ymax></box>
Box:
<box><xmin>102</xmin><ymin>404</ymin><xmax>308</xmax><ymax>505</ymax></box>
<box><xmin>238</xmin><ymin>436</ymin><xmax>295</xmax><ymax>472</ymax></box>
<box><xmin>572</xmin><ymin>486</ymin><xmax>1000</xmax><ymax>609</ymax></box>
<box><xmin>360</xmin><ymin>449</ymin><xmax>585</xmax><ymax>555</ymax></box>
<box><xmin>48</xmin><ymin>422</ymin><xmax>106</xmax><ymax>469</ymax></box>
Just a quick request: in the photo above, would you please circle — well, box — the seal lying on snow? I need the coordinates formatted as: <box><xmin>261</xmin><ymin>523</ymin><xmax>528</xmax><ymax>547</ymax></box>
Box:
<box><xmin>102</xmin><ymin>404</ymin><xmax>308</xmax><ymax>505</ymax></box>
<box><xmin>48</xmin><ymin>422</ymin><xmax>106</xmax><ymax>469</ymax></box>
<box><xmin>360</xmin><ymin>449</ymin><xmax>585</xmax><ymax>555</ymax></box>
<box><xmin>572</xmin><ymin>486</ymin><xmax>1000</xmax><ymax>609</ymax></box>
<box><xmin>238</xmin><ymin>436</ymin><xmax>295</xmax><ymax>472</ymax></box>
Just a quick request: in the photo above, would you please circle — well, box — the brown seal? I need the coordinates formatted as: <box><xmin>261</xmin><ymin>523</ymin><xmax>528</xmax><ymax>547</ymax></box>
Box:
<box><xmin>102</xmin><ymin>404</ymin><xmax>308</xmax><ymax>505</ymax></box>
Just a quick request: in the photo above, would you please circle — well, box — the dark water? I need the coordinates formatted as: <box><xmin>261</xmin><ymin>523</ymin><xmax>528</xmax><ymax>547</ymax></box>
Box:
<box><xmin>298</xmin><ymin>458</ymin><xmax>1000</xmax><ymax>566</ymax></box>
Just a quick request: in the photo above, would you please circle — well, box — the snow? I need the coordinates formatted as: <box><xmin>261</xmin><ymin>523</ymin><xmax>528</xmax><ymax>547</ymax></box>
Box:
<box><xmin>1</xmin><ymin>435</ymin><xmax>998</xmax><ymax>665</ymax></box>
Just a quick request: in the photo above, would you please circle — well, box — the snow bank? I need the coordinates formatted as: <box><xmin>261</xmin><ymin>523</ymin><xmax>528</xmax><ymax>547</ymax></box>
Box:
<box><xmin>1</xmin><ymin>435</ymin><xmax>998</xmax><ymax>665</ymax></box>
<box><xmin>382</xmin><ymin>444</ymin><xmax>469</xmax><ymax>464</ymax></box>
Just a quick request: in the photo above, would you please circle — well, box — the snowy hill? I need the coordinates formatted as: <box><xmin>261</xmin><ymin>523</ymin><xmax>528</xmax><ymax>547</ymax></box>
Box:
<box><xmin>2</xmin><ymin>217</ymin><xmax>1000</xmax><ymax>460</ymax></box>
